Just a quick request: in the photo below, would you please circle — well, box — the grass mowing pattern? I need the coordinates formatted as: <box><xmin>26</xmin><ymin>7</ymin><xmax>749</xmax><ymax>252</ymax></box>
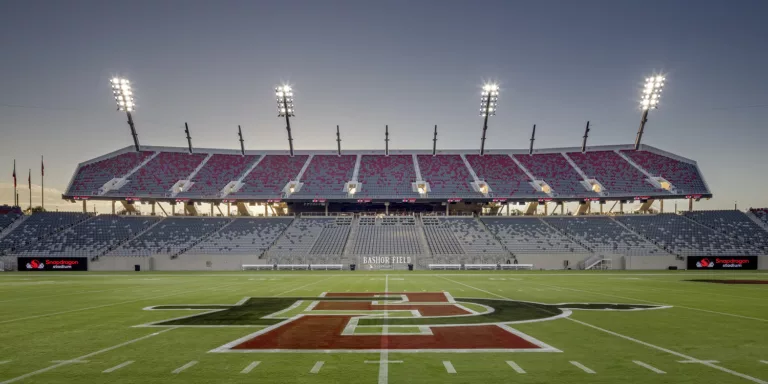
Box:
<box><xmin>0</xmin><ymin>271</ymin><xmax>766</xmax><ymax>384</ymax></box>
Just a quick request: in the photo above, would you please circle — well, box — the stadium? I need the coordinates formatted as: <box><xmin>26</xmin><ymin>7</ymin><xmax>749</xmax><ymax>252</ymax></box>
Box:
<box><xmin>2</xmin><ymin>3</ymin><xmax>767</xmax><ymax>383</ymax></box>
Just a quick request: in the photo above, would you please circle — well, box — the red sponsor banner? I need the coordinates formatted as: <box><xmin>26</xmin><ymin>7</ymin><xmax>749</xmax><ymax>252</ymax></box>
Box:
<box><xmin>18</xmin><ymin>257</ymin><xmax>88</xmax><ymax>271</ymax></box>
<box><xmin>356</xmin><ymin>199</ymin><xmax>372</xmax><ymax>203</ymax></box>
<box><xmin>687</xmin><ymin>256</ymin><xmax>757</xmax><ymax>270</ymax></box>
<box><xmin>267</xmin><ymin>199</ymin><xmax>282</xmax><ymax>203</ymax></box>
<box><xmin>402</xmin><ymin>198</ymin><xmax>416</xmax><ymax>203</ymax></box>
<box><xmin>312</xmin><ymin>199</ymin><xmax>327</xmax><ymax>203</ymax></box>
<box><xmin>447</xmin><ymin>198</ymin><xmax>462</xmax><ymax>203</ymax></box>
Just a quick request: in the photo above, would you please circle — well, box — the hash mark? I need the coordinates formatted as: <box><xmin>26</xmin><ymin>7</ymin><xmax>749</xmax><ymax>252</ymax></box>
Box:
<box><xmin>570</xmin><ymin>361</ymin><xmax>595</xmax><ymax>374</ymax></box>
<box><xmin>310</xmin><ymin>361</ymin><xmax>324</xmax><ymax>374</ymax></box>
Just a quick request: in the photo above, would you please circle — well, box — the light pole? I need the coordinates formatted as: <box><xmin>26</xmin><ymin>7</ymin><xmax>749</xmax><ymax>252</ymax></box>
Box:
<box><xmin>479</xmin><ymin>83</ymin><xmax>499</xmax><ymax>156</ymax></box>
<box><xmin>276</xmin><ymin>85</ymin><xmax>296</xmax><ymax>157</ymax></box>
<box><xmin>634</xmin><ymin>75</ymin><xmax>665</xmax><ymax>150</ymax></box>
<box><xmin>110</xmin><ymin>77</ymin><xmax>140</xmax><ymax>152</ymax></box>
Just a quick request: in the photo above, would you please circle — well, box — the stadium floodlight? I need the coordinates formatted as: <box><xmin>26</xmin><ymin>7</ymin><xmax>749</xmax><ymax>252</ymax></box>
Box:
<box><xmin>110</xmin><ymin>77</ymin><xmax>140</xmax><ymax>152</ymax></box>
<box><xmin>479</xmin><ymin>83</ymin><xmax>500</xmax><ymax>156</ymax></box>
<box><xmin>275</xmin><ymin>85</ymin><xmax>296</xmax><ymax>156</ymax></box>
<box><xmin>634</xmin><ymin>75</ymin><xmax>665</xmax><ymax>150</ymax></box>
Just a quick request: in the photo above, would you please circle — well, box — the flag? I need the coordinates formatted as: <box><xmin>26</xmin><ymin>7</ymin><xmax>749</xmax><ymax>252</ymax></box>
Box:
<box><xmin>12</xmin><ymin>160</ymin><xmax>16</xmax><ymax>189</ymax></box>
<box><xmin>28</xmin><ymin>169</ymin><xmax>31</xmax><ymax>190</ymax></box>
<box><xmin>41</xmin><ymin>156</ymin><xmax>44</xmax><ymax>177</ymax></box>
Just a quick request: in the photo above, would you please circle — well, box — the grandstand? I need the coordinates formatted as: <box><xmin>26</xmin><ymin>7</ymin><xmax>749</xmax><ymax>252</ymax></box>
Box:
<box><xmin>64</xmin><ymin>144</ymin><xmax>709</xmax><ymax>205</ymax></box>
<box><xmin>2</xmin><ymin>209</ymin><xmax>766</xmax><ymax>270</ymax></box>
<box><xmin>0</xmin><ymin>141</ymin><xmax>760</xmax><ymax>271</ymax></box>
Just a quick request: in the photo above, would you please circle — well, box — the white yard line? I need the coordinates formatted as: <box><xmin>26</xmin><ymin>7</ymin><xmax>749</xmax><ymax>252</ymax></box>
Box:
<box><xmin>102</xmin><ymin>361</ymin><xmax>134</xmax><ymax>373</ymax></box>
<box><xmin>0</xmin><ymin>281</ymin><xmax>247</xmax><ymax>325</ymax></box>
<box><xmin>633</xmin><ymin>360</ymin><xmax>665</xmax><ymax>374</ymax></box>
<box><xmin>0</xmin><ymin>328</ymin><xmax>175</xmax><ymax>384</ymax></box>
<box><xmin>760</xmin><ymin>361</ymin><xmax>768</xmax><ymax>365</ymax></box>
<box><xmin>0</xmin><ymin>361</ymin><xmax>10</xmax><ymax>365</ymax></box>
<box><xmin>443</xmin><ymin>361</ymin><xmax>456</xmax><ymax>374</ymax></box>
<box><xmin>310</xmin><ymin>361</ymin><xmax>325</xmax><ymax>374</ymax></box>
<box><xmin>240</xmin><ymin>361</ymin><xmax>261</xmax><ymax>374</ymax></box>
<box><xmin>379</xmin><ymin>274</ymin><xmax>390</xmax><ymax>384</ymax></box>
<box><xmin>439</xmin><ymin>276</ymin><xmax>768</xmax><ymax>384</ymax></box>
<box><xmin>172</xmin><ymin>361</ymin><xmax>198</xmax><ymax>374</ymax></box>
<box><xmin>506</xmin><ymin>360</ymin><xmax>526</xmax><ymax>373</ymax></box>
<box><xmin>570</xmin><ymin>361</ymin><xmax>596</xmax><ymax>374</ymax></box>
<box><xmin>274</xmin><ymin>276</ymin><xmax>334</xmax><ymax>296</ymax></box>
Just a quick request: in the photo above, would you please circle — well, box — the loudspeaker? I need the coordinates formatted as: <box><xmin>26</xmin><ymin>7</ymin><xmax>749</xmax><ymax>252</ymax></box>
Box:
<box><xmin>134</xmin><ymin>265</ymin><xmax>141</xmax><ymax>272</ymax></box>
<box><xmin>668</xmin><ymin>266</ymin><xmax>678</xmax><ymax>270</ymax></box>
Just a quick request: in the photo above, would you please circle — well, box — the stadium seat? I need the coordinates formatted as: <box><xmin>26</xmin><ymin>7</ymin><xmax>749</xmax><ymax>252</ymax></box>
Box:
<box><xmin>615</xmin><ymin>214</ymin><xmax>759</xmax><ymax>256</ymax></box>
<box><xmin>291</xmin><ymin>155</ymin><xmax>356</xmax><ymax>198</ymax></box>
<box><xmin>620</xmin><ymin>150</ymin><xmax>708</xmax><ymax>195</ymax></box>
<box><xmin>108</xmin><ymin>217</ymin><xmax>231</xmax><ymax>257</ymax></box>
<box><xmin>513</xmin><ymin>153</ymin><xmax>596</xmax><ymax>197</ymax></box>
<box><xmin>417</xmin><ymin>155</ymin><xmax>480</xmax><ymax>198</ymax></box>
<box><xmin>567</xmin><ymin>151</ymin><xmax>663</xmax><ymax>195</ymax></box>
<box><xmin>69</xmin><ymin>151</ymin><xmax>154</xmax><ymax>195</ymax></box>
<box><xmin>357</xmin><ymin>155</ymin><xmax>419</xmax><ymax>198</ymax></box>
<box><xmin>14</xmin><ymin>215</ymin><xmax>161</xmax><ymax>257</ymax></box>
<box><xmin>186</xmin><ymin>217</ymin><xmax>293</xmax><ymax>256</ymax></box>
<box><xmin>0</xmin><ymin>212</ymin><xmax>91</xmax><ymax>254</ymax></box>
<box><xmin>465</xmin><ymin>154</ymin><xmax>541</xmax><ymax>198</ymax></box>
<box><xmin>178</xmin><ymin>154</ymin><xmax>261</xmax><ymax>198</ymax></box>
<box><xmin>110</xmin><ymin>152</ymin><xmax>208</xmax><ymax>197</ymax></box>
<box><xmin>232</xmin><ymin>155</ymin><xmax>309</xmax><ymax>198</ymax></box>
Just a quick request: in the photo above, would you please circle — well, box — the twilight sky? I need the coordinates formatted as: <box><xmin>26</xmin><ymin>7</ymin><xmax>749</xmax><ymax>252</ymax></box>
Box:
<box><xmin>1</xmin><ymin>0</ymin><xmax>767</xmax><ymax>211</ymax></box>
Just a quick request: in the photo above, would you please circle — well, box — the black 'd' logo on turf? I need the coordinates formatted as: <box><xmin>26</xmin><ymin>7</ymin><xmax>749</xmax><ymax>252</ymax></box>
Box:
<box><xmin>137</xmin><ymin>292</ymin><xmax>669</xmax><ymax>352</ymax></box>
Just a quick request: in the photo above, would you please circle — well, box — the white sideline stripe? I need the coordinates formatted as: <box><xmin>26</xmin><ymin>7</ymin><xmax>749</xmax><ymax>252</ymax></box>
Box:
<box><xmin>172</xmin><ymin>361</ymin><xmax>198</xmax><ymax>374</ymax></box>
<box><xmin>570</xmin><ymin>361</ymin><xmax>595</xmax><ymax>374</ymax></box>
<box><xmin>633</xmin><ymin>360</ymin><xmax>665</xmax><ymax>374</ymax></box>
<box><xmin>240</xmin><ymin>361</ymin><xmax>261</xmax><ymax>374</ymax></box>
<box><xmin>102</xmin><ymin>360</ymin><xmax>134</xmax><ymax>373</ymax></box>
<box><xmin>310</xmin><ymin>361</ymin><xmax>324</xmax><ymax>374</ymax></box>
<box><xmin>679</xmin><ymin>359</ymin><xmax>719</xmax><ymax>364</ymax></box>
<box><xmin>443</xmin><ymin>361</ymin><xmax>456</xmax><ymax>374</ymax></box>
<box><xmin>439</xmin><ymin>276</ymin><xmax>768</xmax><ymax>384</ymax></box>
<box><xmin>760</xmin><ymin>361</ymin><xmax>768</xmax><ymax>365</ymax></box>
<box><xmin>506</xmin><ymin>361</ymin><xmax>526</xmax><ymax>373</ymax></box>
<box><xmin>0</xmin><ymin>281</ymin><xmax>248</xmax><ymax>325</ymax></box>
<box><xmin>0</xmin><ymin>328</ymin><xmax>174</xmax><ymax>384</ymax></box>
<box><xmin>0</xmin><ymin>361</ymin><xmax>10</xmax><ymax>365</ymax></box>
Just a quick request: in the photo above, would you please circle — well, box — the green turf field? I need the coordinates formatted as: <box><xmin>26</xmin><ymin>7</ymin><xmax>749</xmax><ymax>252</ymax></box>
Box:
<box><xmin>0</xmin><ymin>270</ymin><xmax>766</xmax><ymax>384</ymax></box>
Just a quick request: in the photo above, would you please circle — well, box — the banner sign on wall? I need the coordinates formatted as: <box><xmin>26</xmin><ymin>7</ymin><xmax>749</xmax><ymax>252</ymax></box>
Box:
<box><xmin>17</xmin><ymin>257</ymin><xmax>88</xmax><ymax>271</ymax></box>
<box><xmin>686</xmin><ymin>256</ymin><xmax>757</xmax><ymax>270</ymax></box>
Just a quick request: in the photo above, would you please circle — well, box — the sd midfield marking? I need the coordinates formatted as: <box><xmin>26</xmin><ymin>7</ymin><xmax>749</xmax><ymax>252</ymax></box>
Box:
<box><xmin>138</xmin><ymin>291</ymin><xmax>666</xmax><ymax>353</ymax></box>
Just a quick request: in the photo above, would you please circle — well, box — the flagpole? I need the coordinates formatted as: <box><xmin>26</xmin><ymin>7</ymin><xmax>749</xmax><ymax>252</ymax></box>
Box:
<box><xmin>41</xmin><ymin>156</ymin><xmax>44</xmax><ymax>211</ymax></box>
<box><xmin>29</xmin><ymin>169</ymin><xmax>32</xmax><ymax>211</ymax></box>
<box><xmin>13</xmin><ymin>159</ymin><xmax>17</xmax><ymax>208</ymax></box>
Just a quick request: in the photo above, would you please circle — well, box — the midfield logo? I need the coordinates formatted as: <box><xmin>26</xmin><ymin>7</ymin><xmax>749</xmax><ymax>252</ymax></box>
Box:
<box><xmin>137</xmin><ymin>292</ymin><xmax>668</xmax><ymax>353</ymax></box>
